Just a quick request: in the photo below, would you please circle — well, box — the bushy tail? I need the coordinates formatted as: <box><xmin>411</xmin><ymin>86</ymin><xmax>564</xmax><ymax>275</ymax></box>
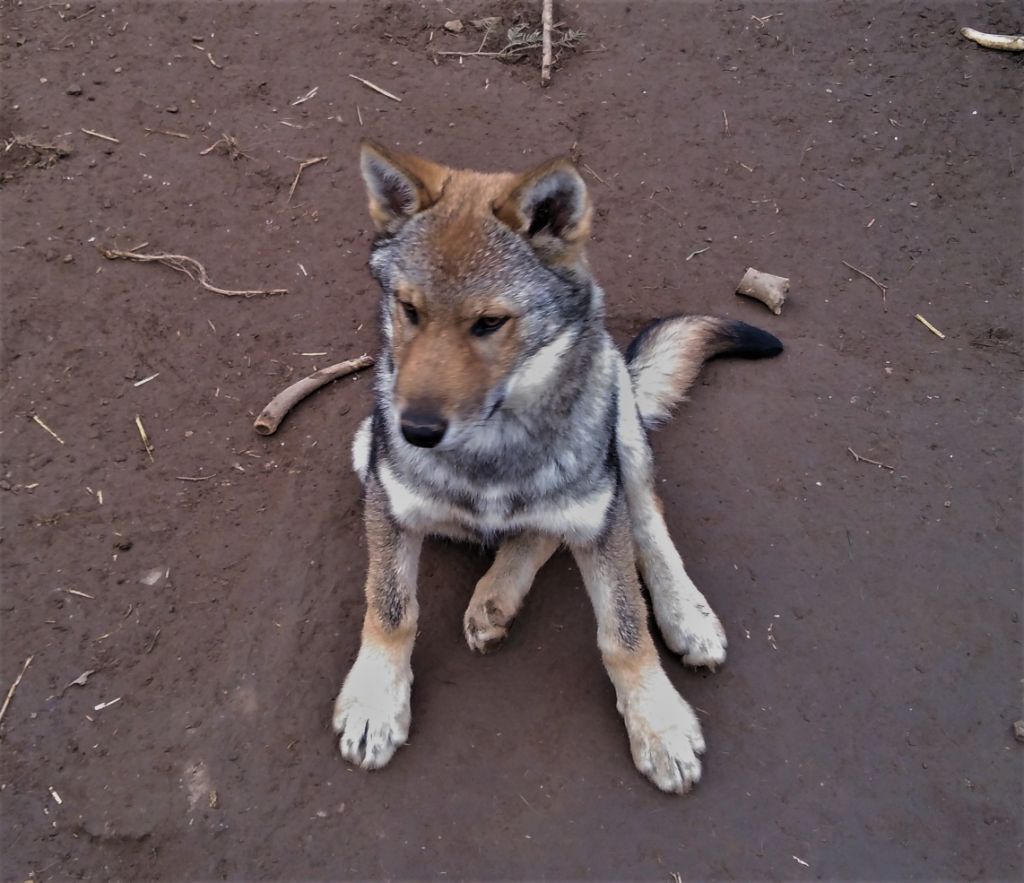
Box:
<box><xmin>625</xmin><ymin>315</ymin><xmax>782</xmax><ymax>429</ymax></box>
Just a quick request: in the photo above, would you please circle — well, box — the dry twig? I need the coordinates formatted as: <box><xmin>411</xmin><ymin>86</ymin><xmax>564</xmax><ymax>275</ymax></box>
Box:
<box><xmin>81</xmin><ymin>128</ymin><xmax>119</xmax><ymax>143</ymax></box>
<box><xmin>288</xmin><ymin>156</ymin><xmax>327</xmax><ymax>203</ymax></box>
<box><xmin>540</xmin><ymin>0</ymin><xmax>554</xmax><ymax>85</ymax></box>
<box><xmin>98</xmin><ymin>246</ymin><xmax>287</xmax><ymax>297</ymax></box>
<box><xmin>0</xmin><ymin>656</ymin><xmax>33</xmax><ymax>727</ymax></box>
<box><xmin>842</xmin><ymin>260</ymin><xmax>888</xmax><ymax>311</ymax></box>
<box><xmin>254</xmin><ymin>355</ymin><xmax>374</xmax><ymax>435</ymax></box>
<box><xmin>915</xmin><ymin>314</ymin><xmax>946</xmax><ymax>339</ymax></box>
<box><xmin>32</xmin><ymin>414</ymin><xmax>65</xmax><ymax>444</ymax></box>
<box><xmin>348</xmin><ymin>75</ymin><xmax>402</xmax><ymax>102</ymax></box>
<box><xmin>847</xmin><ymin>447</ymin><xmax>895</xmax><ymax>471</ymax></box>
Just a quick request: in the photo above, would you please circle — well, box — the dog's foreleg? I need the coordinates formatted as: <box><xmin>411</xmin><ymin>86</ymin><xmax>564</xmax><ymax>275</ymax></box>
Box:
<box><xmin>572</xmin><ymin>497</ymin><xmax>705</xmax><ymax>794</ymax></box>
<box><xmin>333</xmin><ymin>480</ymin><xmax>422</xmax><ymax>770</ymax></box>
<box><xmin>616</xmin><ymin>363</ymin><xmax>727</xmax><ymax>668</ymax></box>
<box><xmin>463</xmin><ymin>531</ymin><xmax>560</xmax><ymax>653</ymax></box>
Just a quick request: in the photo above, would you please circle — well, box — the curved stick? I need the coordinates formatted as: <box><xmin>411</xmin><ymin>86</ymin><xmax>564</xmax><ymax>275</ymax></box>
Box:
<box><xmin>254</xmin><ymin>355</ymin><xmax>374</xmax><ymax>435</ymax></box>
<box><xmin>960</xmin><ymin>27</ymin><xmax>1024</xmax><ymax>51</ymax></box>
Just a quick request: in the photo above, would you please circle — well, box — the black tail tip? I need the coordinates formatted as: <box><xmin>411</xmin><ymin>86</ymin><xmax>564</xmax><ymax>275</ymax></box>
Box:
<box><xmin>719</xmin><ymin>319</ymin><xmax>784</xmax><ymax>358</ymax></box>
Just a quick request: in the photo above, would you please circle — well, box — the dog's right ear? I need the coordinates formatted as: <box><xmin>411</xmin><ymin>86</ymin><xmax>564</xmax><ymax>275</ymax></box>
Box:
<box><xmin>360</xmin><ymin>141</ymin><xmax>447</xmax><ymax>234</ymax></box>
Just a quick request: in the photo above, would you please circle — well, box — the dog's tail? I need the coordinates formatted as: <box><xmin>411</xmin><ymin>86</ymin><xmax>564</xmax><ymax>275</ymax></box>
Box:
<box><xmin>625</xmin><ymin>315</ymin><xmax>783</xmax><ymax>430</ymax></box>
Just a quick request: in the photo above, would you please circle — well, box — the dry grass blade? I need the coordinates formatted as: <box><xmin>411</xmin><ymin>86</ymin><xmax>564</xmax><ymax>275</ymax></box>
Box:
<box><xmin>99</xmin><ymin>247</ymin><xmax>287</xmax><ymax>297</ymax></box>
<box><xmin>288</xmin><ymin>156</ymin><xmax>328</xmax><ymax>203</ymax></box>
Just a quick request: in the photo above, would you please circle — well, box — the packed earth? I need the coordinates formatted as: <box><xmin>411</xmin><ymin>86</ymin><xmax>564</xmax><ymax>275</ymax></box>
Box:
<box><xmin>1</xmin><ymin>1</ymin><xmax>1021</xmax><ymax>879</ymax></box>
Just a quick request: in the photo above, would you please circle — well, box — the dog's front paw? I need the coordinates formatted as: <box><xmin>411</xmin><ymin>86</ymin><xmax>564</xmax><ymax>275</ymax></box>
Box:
<box><xmin>463</xmin><ymin>597</ymin><xmax>512</xmax><ymax>654</ymax></box>
<box><xmin>332</xmin><ymin>650</ymin><xmax>411</xmax><ymax>770</ymax></box>
<box><xmin>621</xmin><ymin>674</ymin><xmax>705</xmax><ymax>794</ymax></box>
<box><xmin>656</xmin><ymin>599</ymin><xmax>728</xmax><ymax>670</ymax></box>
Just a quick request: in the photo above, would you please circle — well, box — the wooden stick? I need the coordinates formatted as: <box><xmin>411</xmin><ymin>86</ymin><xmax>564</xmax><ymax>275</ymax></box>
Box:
<box><xmin>81</xmin><ymin>128</ymin><xmax>119</xmax><ymax>143</ymax></box>
<box><xmin>915</xmin><ymin>313</ymin><xmax>946</xmax><ymax>339</ymax></box>
<box><xmin>0</xmin><ymin>656</ymin><xmax>33</xmax><ymax>727</ymax></box>
<box><xmin>960</xmin><ymin>27</ymin><xmax>1024</xmax><ymax>51</ymax></box>
<box><xmin>348</xmin><ymin>75</ymin><xmax>402</xmax><ymax>103</ymax></box>
<box><xmin>254</xmin><ymin>355</ymin><xmax>374</xmax><ymax>435</ymax></box>
<box><xmin>99</xmin><ymin>247</ymin><xmax>287</xmax><ymax>297</ymax></box>
<box><xmin>540</xmin><ymin>0</ymin><xmax>554</xmax><ymax>85</ymax></box>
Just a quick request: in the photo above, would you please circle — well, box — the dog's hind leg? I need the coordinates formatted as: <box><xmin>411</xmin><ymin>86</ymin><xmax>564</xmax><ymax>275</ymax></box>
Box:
<box><xmin>464</xmin><ymin>532</ymin><xmax>560</xmax><ymax>653</ymax></box>
<box><xmin>615</xmin><ymin>363</ymin><xmax>727</xmax><ymax>668</ymax></box>
<box><xmin>333</xmin><ymin>479</ymin><xmax>423</xmax><ymax>770</ymax></box>
<box><xmin>572</xmin><ymin>495</ymin><xmax>705</xmax><ymax>794</ymax></box>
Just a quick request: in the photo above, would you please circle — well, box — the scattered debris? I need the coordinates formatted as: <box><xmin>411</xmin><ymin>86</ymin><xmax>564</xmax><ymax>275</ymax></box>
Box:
<box><xmin>842</xmin><ymin>260</ymin><xmax>888</xmax><ymax>311</ymax></box>
<box><xmin>435</xmin><ymin>20</ymin><xmax>584</xmax><ymax>65</ymax></box>
<box><xmin>291</xmin><ymin>86</ymin><xmax>319</xmax><ymax>106</ymax></box>
<box><xmin>847</xmin><ymin>447</ymin><xmax>895</xmax><ymax>471</ymax></box>
<box><xmin>348</xmin><ymin>74</ymin><xmax>402</xmax><ymax>103</ymax></box>
<box><xmin>254</xmin><ymin>355</ymin><xmax>374</xmax><ymax>435</ymax></box>
<box><xmin>793</xmin><ymin>855</ymin><xmax>810</xmax><ymax>868</ymax></box>
<box><xmin>915</xmin><ymin>314</ymin><xmax>945</xmax><ymax>339</ymax></box>
<box><xmin>139</xmin><ymin>567</ymin><xmax>167</xmax><ymax>586</ymax></box>
<box><xmin>960</xmin><ymin>27</ymin><xmax>1024</xmax><ymax>52</ymax></box>
<box><xmin>31</xmin><ymin>414</ymin><xmax>65</xmax><ymax>445</ymax></box>
<box><xmin>198</xmin><ymin>133</ymin><xmax>251</xmax><ymax>160</ymax></box>
<box><xmin>135</xmin><ymin>414</ymin><xmax>154</xmax><ymax>461</ymax></box>
<box><xmin>93</xmin><ymin>697</ymin><xmax>122</xmax><ymax>712</ymax></box>
<box><xmin>63</xmin><ymin>588</ymin><xmax>95</xmax><ymax>599</ymax></box>
<box><xmin>61</xmin><ymin>669</ymin><xmax>96</xmax><ymax>694</ymax></box>
<box><xmin>176</xmin><ymin>474</ymin><xmax>217</xmax><ymax>482</ymax></box>
<box><xmin>287</xmin><ymin>155</ymin><xmax>327</xmax><ymax>203</ymax></box>
<box><xmin>80</xmin><ymin>127</ymin><xmax>119</xmax><ymax>144</ymax></box>
<box><xmin>99</xmin><ymin>246</ymin><xmax>288</xmax><ymax>297</ymax></box>
<box><xmin>736</xmin><ymin>267</ymin><xmax>789</xmax><ymax>315</ymax></box>
<box><xmin>49</xmin><ymin>787</ymin><xmax>63</xmax><ymax>805</ymax></box>
<box><xmin>133</xmin><ymin>372</ymin><xmax>160</xmax><ymax>387</ymax></box>
<box><xmin>685</xmin><ymin>246</ymin><xmax>710</xmax><ymax>262</ymax></box>
<box><xmin>0</xmin><ymin>656</ymin><xmax>33</xmax><ymax>727</ymax></box>
<box><xmin>3</xmin><ymin>134</ymin><xmax>72</xmax><ymax>169</ymax></box>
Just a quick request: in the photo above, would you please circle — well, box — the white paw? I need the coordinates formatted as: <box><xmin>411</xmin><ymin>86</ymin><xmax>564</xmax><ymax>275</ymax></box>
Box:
<box><xmin>655</xmin><ymin>597</ymin><xmax>728</xmax><ymax>669</ymax></box>
<box><xmin>332</xmin><ymin>647</ymin><xmax>411</xmax><ymax>770</ymax></box>
<box><xmin>463</xmin><ymin>597</ymin><xmax>512</xmax><ymax>654</ymax></box>
<box><xmin>622</xmin><ymin>674</ymin><xmax>705</xmax><ymax>794</ymax></box>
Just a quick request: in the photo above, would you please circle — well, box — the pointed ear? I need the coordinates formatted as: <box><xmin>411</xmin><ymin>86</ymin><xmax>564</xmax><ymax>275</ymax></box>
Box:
<box><xmin>360</xmin><ymin>141</ymin><xmax>448</xmax><ymax>233</ymax></box>
<box><xmin>493</xmin><ymin>158</ymin><xmax>592</xmax><ymax>263</ymax></box>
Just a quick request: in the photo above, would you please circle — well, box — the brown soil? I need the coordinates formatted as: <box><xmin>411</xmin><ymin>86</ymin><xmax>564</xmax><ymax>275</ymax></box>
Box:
<box><xmin>1</xmin><ymin>1</ymin><xmax>1021</xmax><ymax>880</ymax></box>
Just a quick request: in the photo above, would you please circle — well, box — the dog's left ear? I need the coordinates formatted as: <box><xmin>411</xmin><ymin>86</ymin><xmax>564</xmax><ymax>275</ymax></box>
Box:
<box><xmin>494</xmin><ymin>158</ymin><xmax>591</xmax><ymax>264</ymax></box>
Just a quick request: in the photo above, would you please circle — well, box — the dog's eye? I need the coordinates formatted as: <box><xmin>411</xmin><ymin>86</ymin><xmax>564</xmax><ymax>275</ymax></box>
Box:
<box><xmin>471</xmin><ymin>316</ymin><xmax>509</xmax><ymax>337</ymax></box>
<box><xmin>399</xmin><ymin>301</ymin><xmax>419</xmax><ymax>325</ymax></box>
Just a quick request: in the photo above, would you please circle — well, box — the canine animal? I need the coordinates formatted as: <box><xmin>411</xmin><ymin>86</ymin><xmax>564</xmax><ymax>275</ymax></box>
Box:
<box><xmin>333</xmin><ymin>141</ymin><xmax>782</xmax><ymax>794</ymax></box>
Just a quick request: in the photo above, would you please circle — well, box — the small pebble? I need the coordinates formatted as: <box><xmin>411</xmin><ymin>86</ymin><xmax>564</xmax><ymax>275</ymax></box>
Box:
<box><xmin>443</xmin><ymin>19</ymin><xmax>464</xmax><ymax>34</ymax></box>
<box><xmin>66</xmin><ymin>84</ymin><xmax>83</xmax><ymax>96</ymax></box>
<box><xmin>62</xmin><ymin>254</ymin><xmax>74</xmax><ymax>264</ymax></box>
<box><xmin>165</xmin><ymin>105</ymin><xmax>179</xmax><ymax>114</ymax></box>
<box><xmin>1013</xmin><ymin>720</ymin><xmax>1024</xmax><ymax>743</ymax></box>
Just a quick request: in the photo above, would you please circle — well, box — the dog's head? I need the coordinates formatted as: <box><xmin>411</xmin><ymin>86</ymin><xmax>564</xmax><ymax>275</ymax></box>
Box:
<box><xmin>360</xmin><ymin>141</ymin><xmax>595</xmax><ymax>450</ymax></box>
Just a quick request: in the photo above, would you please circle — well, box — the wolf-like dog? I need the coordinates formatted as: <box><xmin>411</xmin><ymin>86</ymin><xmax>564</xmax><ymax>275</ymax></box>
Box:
<box><xmin>332</xmin><ymin>142</ymin><xmax>782</xmax><ymax>794</ymax></box>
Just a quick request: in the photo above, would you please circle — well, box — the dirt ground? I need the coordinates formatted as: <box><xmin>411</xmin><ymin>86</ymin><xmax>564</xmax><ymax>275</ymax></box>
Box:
<box><xmin>1</xmin><ymin>1</ymin><xmax>1021</xmax><ymax>880</ymax></box>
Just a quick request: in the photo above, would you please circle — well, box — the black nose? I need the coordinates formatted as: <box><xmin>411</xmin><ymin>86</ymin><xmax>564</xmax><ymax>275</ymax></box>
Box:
<box><xmin>400</xmin><ymin>410</ymin><xmax>448</xmax><ymax>448</ymax></box>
